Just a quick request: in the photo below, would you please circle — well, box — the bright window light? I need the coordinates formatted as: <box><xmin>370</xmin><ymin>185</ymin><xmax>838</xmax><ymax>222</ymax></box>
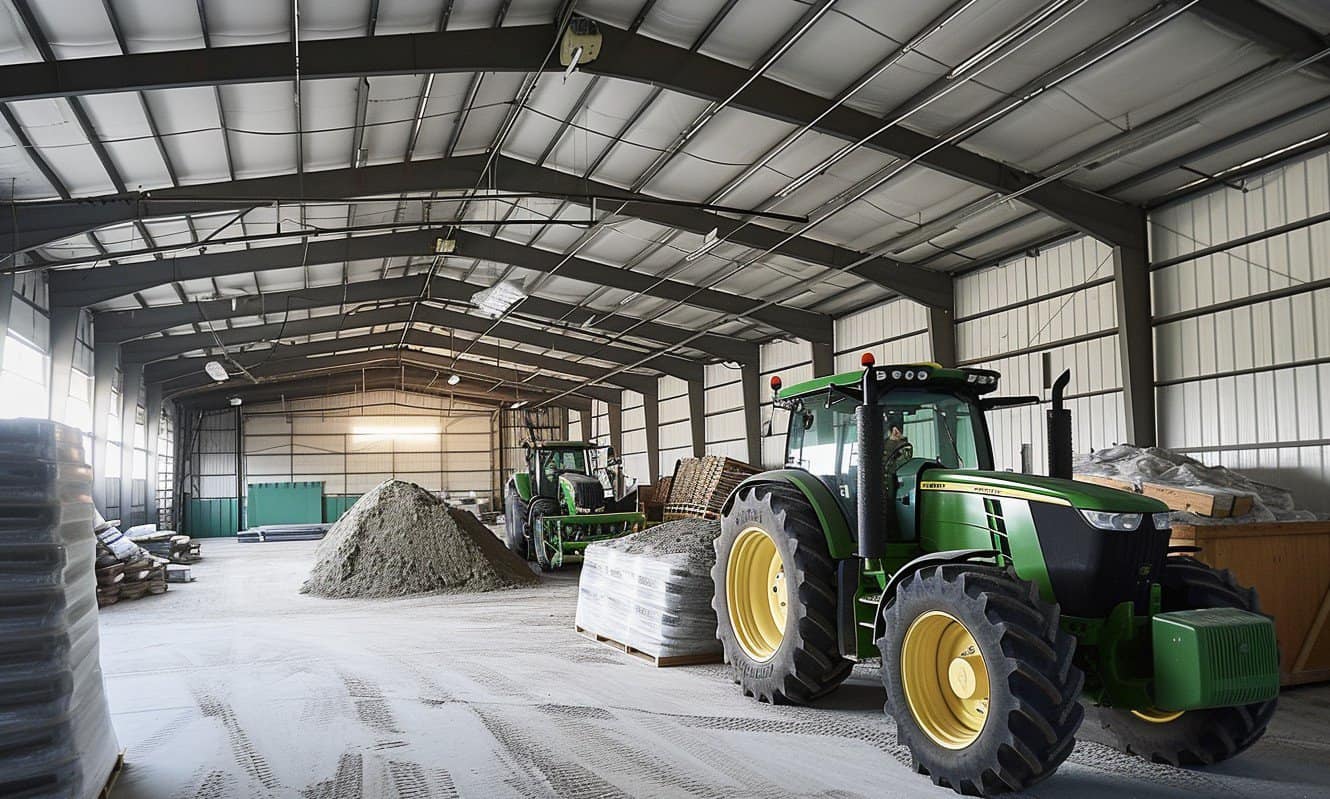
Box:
<box><xmin>350</xmin><ymin>423</ymin><xmax>440</xmax><ymax>441</ymax></box>
<box><xmin>0</xmin><ymin>333</ymin><xmax>49</xmax><ymax>420</ymax></box>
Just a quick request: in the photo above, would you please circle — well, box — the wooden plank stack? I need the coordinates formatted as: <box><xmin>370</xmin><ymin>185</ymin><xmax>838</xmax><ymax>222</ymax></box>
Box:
<box><xmin>663</xmin><ymin>456</ymin><xmax>762</xmax><ymax>520</ymax></box>
<box><xmin>1171</xmin><ymin>520</ymin><xmax>1330</xmax><ymax>686</ymax></box>
<box><xmin>1074</xmin><ymin>473</ymin><xmax>1254</xmax><ymax>519</ymax></box>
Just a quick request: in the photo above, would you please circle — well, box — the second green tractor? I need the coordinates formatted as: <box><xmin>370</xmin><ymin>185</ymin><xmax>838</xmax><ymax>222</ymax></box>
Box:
<box><xmin>713</xmin><ymin>356</ymin><xmax>1279</xmax><ymax>795</ymax></box>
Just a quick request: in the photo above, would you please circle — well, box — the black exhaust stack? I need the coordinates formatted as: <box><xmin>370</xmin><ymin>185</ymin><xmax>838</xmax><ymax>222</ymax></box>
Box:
<box><xmin>1047</xmin><ymin>369</ymin><xmax>1072</xmax><ymax>479</ymax></box>
<box><xmin>857</xmin><ymin>361</ymin><xmax>885</xmax><ymax>559</ymax></box>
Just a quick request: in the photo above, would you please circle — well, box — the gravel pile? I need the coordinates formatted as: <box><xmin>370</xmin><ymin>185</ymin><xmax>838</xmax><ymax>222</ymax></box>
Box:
<box><xmin>596</xmin><ymin>516</ymin><xmax>720</xmax><ymax>567</ymax></box>
<box><xmin>301</xmin><ymin>480</ymin><xmax>537</xmax><ymax>598</ymax></box>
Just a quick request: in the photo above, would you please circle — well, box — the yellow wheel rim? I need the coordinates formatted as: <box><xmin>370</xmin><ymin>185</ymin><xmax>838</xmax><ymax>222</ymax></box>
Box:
<box><xmin>726</xmin><ymin>527</ymin><xmax>788</xmax><ymax>662</ymax></box>
<box><xmin>901</xmin><ymin>611</ymin><xmax>990</xmax><ymax>749</ymax></box>
<box><xmin>1131</xmin><ymin>708</ymin><xmax>1185</xmax><ymax>724</ymax></box>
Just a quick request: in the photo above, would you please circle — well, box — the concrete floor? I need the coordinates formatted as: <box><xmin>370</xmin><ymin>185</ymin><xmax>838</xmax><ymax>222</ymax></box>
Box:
<box><xmin>97</xmin><ymin>540</ymin><xmax>1330</xmax><ymax>799</ymax></box>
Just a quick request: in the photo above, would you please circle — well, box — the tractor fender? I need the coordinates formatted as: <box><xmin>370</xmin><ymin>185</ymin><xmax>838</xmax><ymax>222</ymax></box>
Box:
<box><xmin>511</xmin><ymin>472</ymin><xmax>533</xmax><ymax>502</ymax></box>
<box><xmin>722</xmin><ymin>469</ymin><xmax>855</xmax><ymax>559</ymax></box>
<box><xmin>871</xmin><ymin>549</ymin><xmax>1000</xmax><ymax>641</ymax></box>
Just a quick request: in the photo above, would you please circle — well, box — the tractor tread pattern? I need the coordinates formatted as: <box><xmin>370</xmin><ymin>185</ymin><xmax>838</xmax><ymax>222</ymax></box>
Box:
<box><xmin>1083</xmin><ymin>555</ymin><xmax>1276</xmax><ymax>767</ymax></box>
<box><xmin>713</xmin><ymin>483</ymin><xmax>853</xmax><ymax>705</ymax></box>
<box><xmin>881</xmin><ymin>564</ymin><xmax>1084</xmax><ymax>796</ymax></box>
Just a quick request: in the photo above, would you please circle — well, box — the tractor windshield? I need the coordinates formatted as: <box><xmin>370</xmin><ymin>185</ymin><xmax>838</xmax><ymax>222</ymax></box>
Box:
<box><xmin>540</xmin><ymin>448</ymin><xmax>588</xmax><ymax>483</ymax></box>
<box><xmin>786</xmin><ymin>389</ymin><xmax>990</xmax><ymax>522</ymax></box>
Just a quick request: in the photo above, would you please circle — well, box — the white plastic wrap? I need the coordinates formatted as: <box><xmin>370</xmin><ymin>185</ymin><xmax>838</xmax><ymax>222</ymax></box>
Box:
<box><xmin>1075</xmin><ymin>444</ymin><xmax>1319</xmax><ymax>525</ymax></box>
<box><xmin>0</xmin><ymin>420</ymin><xmax>120</xmax><ymax>799</ymax></box>
<box><xmin>574</xmin><ymin>518</ymin><xmax>722</xmax><ymax>660</ymax></box>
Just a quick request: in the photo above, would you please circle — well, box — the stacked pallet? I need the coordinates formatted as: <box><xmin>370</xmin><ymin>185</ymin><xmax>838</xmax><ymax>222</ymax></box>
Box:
<box><xmin>663</xmin><ymin>456</ymin><xmax>761</xmax><ymax>520</ymax></box>
<box><xmin>94</xmin><ymin>522</ymin><xmax>168</xmax><ymax>607</ymax></box>
<box><xmin>0</xmin><ymin>420</ymin><xmax>121</xmax><ymax>798</ymax></box>
<box><xmin>640</xmin><ymin>477</ymin><xmax>672</xmax><ymax>522</ymax></box>
<box><xmin>127</xmin><ymin>527</ymin><xmax>201</xmax><ymax>564</ymax></box>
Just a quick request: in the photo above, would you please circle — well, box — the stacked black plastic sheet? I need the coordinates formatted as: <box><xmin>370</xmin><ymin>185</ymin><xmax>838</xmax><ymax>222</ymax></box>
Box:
<box><xmin>0</xmin><ymin>420</ymin><xmax>120</xmax><ymax>799</ymax></box>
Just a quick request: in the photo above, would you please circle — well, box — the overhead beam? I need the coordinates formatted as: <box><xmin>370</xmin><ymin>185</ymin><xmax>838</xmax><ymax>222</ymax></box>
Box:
<box><xmin>1193</xmin><ymin>0</ymin><xmax>1330</xmax><ymax>82</ymax></box>
<box><xmin>157</xmin><ymin>343</ymin><xmax>620</xmax><ymax>405</ymax></box>
<box><xmin>173</xmin><ymin>367</ymin><xmax>593</xmax><ymax>412</ymax></box>
<box><xmin>0</xmin><ymin>23</ymin><xmax>1136</xmax><ymax>246</ymax></box>
<box><xmin>53</xmin><ymin>224</ymin><xmax>830</xmax><ymax>341</ymax></box>
<box><xmin>128</xmin><ymin>318</ymin><xmax>659</xmax><ymax>395</ymax></box>
<box><xmin>90</xmin><ymin>273</ymin><xmax>755</xmax><ymax>363</ymax></box>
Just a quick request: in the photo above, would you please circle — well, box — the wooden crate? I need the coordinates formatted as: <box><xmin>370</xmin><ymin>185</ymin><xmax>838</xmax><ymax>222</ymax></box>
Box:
<box><xmin>1075</xmin><ymin>474</ymin><xmax>1254</xmax><ymax>518</ymax></box>
<box><xmin>1171</xmin><ymin>520</ymin><xmax>1330</xmax><ymax>686</ymax></box>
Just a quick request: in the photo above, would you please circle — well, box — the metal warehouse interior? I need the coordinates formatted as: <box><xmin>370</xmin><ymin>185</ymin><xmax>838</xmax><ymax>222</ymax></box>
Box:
<box><xmin>3</xmin><ymin>0</ymin><xmax>1330</xmax><ymax>797</ymax></box>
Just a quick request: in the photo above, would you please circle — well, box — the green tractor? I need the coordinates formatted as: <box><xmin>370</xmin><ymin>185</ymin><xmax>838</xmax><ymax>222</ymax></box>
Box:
<box><xmin>713</xmin><ymin>355</ymin><xmax>1279</xmax><ymax>795</ymax></box>
<box><xmin>503</xmin><ymin>440</ymin><xmax>645</xmax><ymax>570</ymax></box>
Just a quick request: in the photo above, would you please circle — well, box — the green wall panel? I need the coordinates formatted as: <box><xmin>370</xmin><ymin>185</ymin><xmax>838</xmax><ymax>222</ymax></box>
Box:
<box><xmin>248</xmin><ymin>481</ymin><xmax>323</xmax><ymax>527</ymax></box>
<box><xmin>185</xmin><ymin>498</ymin><xmax>241</xmax><ymax>538</ymax></box>
<box><xmin>323</xmin><ymin>495</ymin><xmax>361</xmax><ymax>524</ymax></box>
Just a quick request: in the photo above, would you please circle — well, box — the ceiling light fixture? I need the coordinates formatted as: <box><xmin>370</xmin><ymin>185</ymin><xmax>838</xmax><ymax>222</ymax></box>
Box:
<box><xmin>470</xmin><ymin>280</ymin><xmax>527</xmax><ymax>319</ymax></box>
<box><xmin>204</xmin><ymin>360</ymin><xmax>229</xmax><ymax>382</ymax></box>
<box><xmin>511</xmin><ymin>400</ymin><xmax>528</xmax><ymax>409</ymax></box>
<box><xmin>447</xmin><ymin>374</ymin><xmax>461</xmax><ymax>386</ymax></box>
<box><xmin>684</xmin><ymin>227</ymin><xmax>721</xmax><ymax>262</ymax></box>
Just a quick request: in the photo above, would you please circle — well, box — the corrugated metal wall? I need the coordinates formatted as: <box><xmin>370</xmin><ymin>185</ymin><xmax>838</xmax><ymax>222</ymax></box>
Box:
<box><xmin>833</xmin><ymin>298</ymin><xmax>931</xmax><ymax>371</ymax></box>
<box><xmin>956</xmin><ymin>236</ymin><xmax>1126</xmax><ymax>472</ymax></box>
<box><xmin>241</xmin><ymin>389</ymin><xmax>496</xmax><ymax>505</ymax></box>
<box><xmin>1151</xmin><ymin>149</ymin><xmax>1330</xmax><ymax>512</ymax></box>
<box><xmin>759</xmin><ymin>339</ymin><xmax>814</xmax><ymax>468</ymax></box>
<box><xmin>657</xmin><ymin>375</ymin><xmax>693</xmax><ymax>476</ymax></box>
<box><xmin>703</xmin><ymin>363</ymin><xmax>747</xmax><ymax>461</ymax></box>
<box><xmin>621</xmin><ymin>390</ymin><xmax>650</xmax><ymax>481</ymax></box>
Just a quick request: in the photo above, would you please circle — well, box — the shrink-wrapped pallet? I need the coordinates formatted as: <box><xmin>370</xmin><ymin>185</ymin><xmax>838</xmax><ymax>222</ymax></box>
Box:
<box><xmin>574</xmin><ymin>518</ymin><xmax>723</xmax><ymax>662</ymax></box>
<box><xmin>0</xmin><ymin>420</ymin><xmax>120</xmax><ymax>799</ymax></box>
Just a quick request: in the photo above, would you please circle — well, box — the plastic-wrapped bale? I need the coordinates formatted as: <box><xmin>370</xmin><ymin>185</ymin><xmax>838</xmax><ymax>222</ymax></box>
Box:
<box><xmin>574</xmin><ymin>517</ymin><xmax>723</xmax><ymax>665</ymax></box>
<box><xmin>0</xmin><ymin>419</ymin><xmax>121</xmax><ymax>799</ymax></box>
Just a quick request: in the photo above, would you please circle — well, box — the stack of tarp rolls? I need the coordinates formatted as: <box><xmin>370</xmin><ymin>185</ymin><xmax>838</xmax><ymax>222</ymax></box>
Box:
<box><xmin>574</xmin><ymin>517</ymin><xmax>723</xmax><ymax>663</ymax></box>
<box><xmin>0</xmin><ymin>419</ymin><xmax>121</xmax><ymax>798</ymax></box>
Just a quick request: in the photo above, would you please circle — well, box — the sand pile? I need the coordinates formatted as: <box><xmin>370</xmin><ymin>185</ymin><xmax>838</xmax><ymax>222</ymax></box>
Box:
<box><xmin>301</xmin><ymin>480</ymin><xmax>537</xmax><ymax>598</ymax></box>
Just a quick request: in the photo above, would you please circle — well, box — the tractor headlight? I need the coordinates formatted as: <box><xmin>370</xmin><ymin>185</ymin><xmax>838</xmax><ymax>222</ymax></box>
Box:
<box><xmin>904</xmin><ymin>370</ymin><xmax>916</xmax><ymax>380</ymax></box>
<box><xmin>1152</xmin><ymin>512</ymin><xmax>1172</xmax><ymax>530</ymax></box>
<box><xmin>1079</xmin><ymin>509</ymin><xmax>1143</xmax><ymax>531</ymax></box>
<box><xmin>891</xmin><ymin>370</ymin><xmax>903</xmax><ymax>380</ymax></box>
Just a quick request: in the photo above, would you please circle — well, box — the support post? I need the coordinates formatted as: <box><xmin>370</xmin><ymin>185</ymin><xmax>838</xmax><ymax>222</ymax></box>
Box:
<box><xmin>686</xmin><ymin>378</ymin><xmax>706</xmax><ymax>458</ymax></box>
<box><xmin>740</xmin><ymin>363</ymin><xmax>763</xmax><ymax>467</ymax></box>
<box><xmin>91</xmin><ymin>340</ymin><xmax>118</xmax><ymax>513</ymax></box>
<box><xmin>119</xmin><ymin>361</ymin><xmax>144</xmax><ymax>526</ymax></box>
<box><xmin>144</xmin><ymin>382</ymin><xmax>162</xmax><ymax>526</ymax></box>
<box><xmin>47</xmin><ymin>306</ymin><xmax>79</xmax><ymax>423</ymax></box>
<box><xmin>811</xmin><ymin>341</ymin><xmax>834</xmax><ymax>377</ymax></box>
<box><xmin>1113</xmin><ymin>219</ymin><xmax>1156</xmax><ymax>447</ymax></box>
<box><xmin>642</xmin><ymin>388</ymin><xmax>660</xmax><ymax>485</ymax></box>
<box><xmin>608</xmin><ymin>400</ymin><xmax>624</xmax><ymax>456</ymax></box>
<box><xmin>579</xmin><ymin>409</ymin><xmax>592</xmax><ymax>442</ymax></box>
<box><xmin>0</xmin><ymin>272</ymin><xmax>13</xmax><ymax>375</ymax></box>
<box><xmin>927</xmin><ymin>305</ymin><xmax>957</xmax><ymax>367</ymax></box>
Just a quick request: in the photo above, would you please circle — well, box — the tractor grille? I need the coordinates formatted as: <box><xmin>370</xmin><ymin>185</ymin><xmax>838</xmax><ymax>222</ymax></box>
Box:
<box><xmin>1030</xmin><ymin>504</ymin><xmax>1171</xmax><ymax>617</ymax></box>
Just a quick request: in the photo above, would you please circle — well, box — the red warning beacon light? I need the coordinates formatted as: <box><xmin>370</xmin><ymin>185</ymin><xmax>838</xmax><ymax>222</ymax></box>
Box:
<box><xmin>861</xmin><ymin>352</ymin><xmax>876</xmax><ymax>367</ymax></box>
<box><xmin>770</xmin><ymin>375</ymin><xmax>782</xmax><ymax>394</ymax></box>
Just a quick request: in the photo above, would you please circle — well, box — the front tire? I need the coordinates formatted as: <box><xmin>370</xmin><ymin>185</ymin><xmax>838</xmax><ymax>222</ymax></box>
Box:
<box><xmin>529</xmin><ymin>497</ymin><xmax>559</xmax><ymax>572</ymax></box>
<box><xmin>503</xmin><ymin>482</ymin><xmax>529</xmax><ymax>559</ymax></box>
<box><xmin>712</xmin><ymin>483</ymin><xmax>852</xmax><ymax>704</ymax></box>
<box><xmin>1081</xmin><ymin>556</ymin><xmax>1277</xmax><ymax>765</ymax></box>
<box><xmin>880</xmin><ymin>565</ymin><xmax>1083</xmax><ymax>796</ymax></box>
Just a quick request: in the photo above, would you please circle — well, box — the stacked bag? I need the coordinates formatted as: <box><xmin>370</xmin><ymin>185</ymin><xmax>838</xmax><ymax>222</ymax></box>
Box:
<box><xmin>575</xmin><ymin>518</ymin><xmax>723</xmax><ymax>661</ymax></box>
<box><xmin>0</xmin><ymin>420</ymin><xmax>120</xmax><ymax>798</ymax></box>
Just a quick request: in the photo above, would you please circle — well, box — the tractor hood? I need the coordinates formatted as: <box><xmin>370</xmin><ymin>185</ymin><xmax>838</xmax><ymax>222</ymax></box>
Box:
<box><xmin>920</xmin><ymin>469</ymin><xmax>1166</xmax><ymax>513</ymax></box>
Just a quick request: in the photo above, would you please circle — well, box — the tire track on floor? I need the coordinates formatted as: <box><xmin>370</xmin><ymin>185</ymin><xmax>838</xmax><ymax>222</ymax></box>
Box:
<box><xmin>300</xmin><ymin>752</ymin><xmax>363</xmax><ymax>799</ymax></box>
<box><xmin>471</xmin><ymin>704</ymin><xmax>631</xmax><ymax>798</ymax></box>
<box><xmin>193</xmin><ymin>689</ymin><xmax>279</xmax><ymax>791</ymax></box>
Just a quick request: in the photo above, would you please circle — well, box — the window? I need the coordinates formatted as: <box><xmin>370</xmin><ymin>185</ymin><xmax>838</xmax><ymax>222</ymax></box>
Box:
<box><xmin>0</xmin><ymin>333</ymin><xmax>49</xmax><ymax>419</ymax></box>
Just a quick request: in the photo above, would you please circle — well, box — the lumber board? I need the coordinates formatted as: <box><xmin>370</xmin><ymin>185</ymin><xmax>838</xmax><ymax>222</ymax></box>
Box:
<box><xmin>1074</xmin><ymin>473</ymin><xmax>1251</xmax><ymax>518</ymax></box>
<box><xmin>574</xmin><ymin>626</ymin><xmax>721</xmax><ymax>667</ymax></box>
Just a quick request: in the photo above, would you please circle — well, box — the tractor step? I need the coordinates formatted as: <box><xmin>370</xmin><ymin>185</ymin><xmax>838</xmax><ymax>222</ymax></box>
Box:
<box><xmin>858</xmin><ymin>594</ymin><xmax>882</xmax><ymax>605</ymax></box>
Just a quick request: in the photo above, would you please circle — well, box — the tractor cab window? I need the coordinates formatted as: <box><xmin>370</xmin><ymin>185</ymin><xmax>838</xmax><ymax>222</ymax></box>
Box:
<box><xmin>540</xmin><ymin>448</ymin><xmax>588</xmax><ymax>483</ymax></box>
<box><xmin>787</xmin><ymin>389</ymin><xmax>989</xmax><ymax>529</ymax></box>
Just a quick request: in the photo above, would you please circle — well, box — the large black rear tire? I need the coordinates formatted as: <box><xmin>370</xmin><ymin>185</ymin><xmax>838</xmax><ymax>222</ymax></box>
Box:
<box><xmin>879</xmin><ymin>564</ymin><xmax>1084</xmax><ymax>796</ymax></box>
<box><xmin>1081</xmin><ymin>555</ymin><xmax>1277</xmax><ymax>766</ymax></box>
<box><xmin>713</xmin><ymin>483</ymin><xmax>853</xmax><ymax>704</ymax></box>
<box><xmin>503</xmin><ymin>482</ymin><xmax>529</xmax><ymax>559</ymax></box>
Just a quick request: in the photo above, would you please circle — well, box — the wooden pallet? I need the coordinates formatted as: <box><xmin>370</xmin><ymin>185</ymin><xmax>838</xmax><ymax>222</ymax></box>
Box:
<box><xmin>664</xmin><ymin>456</ymin><xmax>761</xmax><ymax>519</ymax></box>
<box><xmin>575</xmin><ymin>625</ymin><xmax>721</xmax><ymax>668</ymax></box>
<box><xmin>99</xmin><ymin>750</ymin><xmax>126</xmax><ymax>799</ymax></box>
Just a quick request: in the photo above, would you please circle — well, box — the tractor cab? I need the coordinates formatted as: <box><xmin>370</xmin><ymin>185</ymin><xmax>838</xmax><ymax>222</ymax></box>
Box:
<box><xmin>775</xmin><ymin>357</ymin><xmax>1000</xmax><ymax>544</ymax></box>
